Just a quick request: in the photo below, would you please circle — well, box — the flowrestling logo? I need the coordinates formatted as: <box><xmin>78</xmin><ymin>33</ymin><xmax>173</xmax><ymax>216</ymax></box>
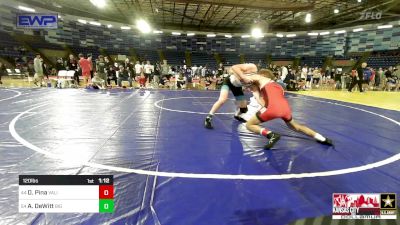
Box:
<box><xmin>17</xmin><ymin>14</ymin><xmax>58</xmax><ymax>29</ymax></box>
<box><xmin>332</xmin><ymin>193</ymin><xmax>397</xmax><ymax>219</ymax></box>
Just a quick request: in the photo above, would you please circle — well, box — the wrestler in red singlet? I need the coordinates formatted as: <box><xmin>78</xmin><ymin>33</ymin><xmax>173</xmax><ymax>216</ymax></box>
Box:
<box><xmin>256</xmin><ymin>82</ymin><xmax>292</xmax><ymax>123</ymax></box>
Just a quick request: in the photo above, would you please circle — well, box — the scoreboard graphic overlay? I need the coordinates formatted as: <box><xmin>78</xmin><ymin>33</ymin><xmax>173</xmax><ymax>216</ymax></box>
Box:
<box><xmin>19</xmin><ymin>175</ymin><xmax>114</xmax><ymax>213</ymax></box>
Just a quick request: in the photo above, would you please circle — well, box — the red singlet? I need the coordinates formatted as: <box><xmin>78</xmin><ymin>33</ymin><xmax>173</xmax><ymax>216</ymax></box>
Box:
<box><xmin>256</xmin><ymin>82</ymin><xmax>292</xmax><ymax>122</ymax></box>
<box><xmin>79</xmin><ymin>58</ymin><xmax>91</xmax><ymax>77</ymax></box>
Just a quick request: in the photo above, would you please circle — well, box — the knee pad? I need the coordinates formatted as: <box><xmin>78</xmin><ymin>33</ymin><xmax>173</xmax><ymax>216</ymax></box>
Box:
<box><xmin>240</xmin><ymin>107</ymin><xmax>248</xmax><ymax>113</ymax></box>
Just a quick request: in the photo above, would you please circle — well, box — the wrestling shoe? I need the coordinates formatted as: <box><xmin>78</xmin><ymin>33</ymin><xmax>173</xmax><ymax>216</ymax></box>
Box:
<box><xmin>204</xmin><ymin>115</ymin><xmax>213</xmax><ymax>129</ymax></box>
<box><xmin>317</xmin><ymin>138</ymin><xmax>334</xmax><ymax>146</ymax></box>
<box><xmin>264</xmin><ymin>132</ymin><xmax>281</xmax><ymax>150</ymax></box>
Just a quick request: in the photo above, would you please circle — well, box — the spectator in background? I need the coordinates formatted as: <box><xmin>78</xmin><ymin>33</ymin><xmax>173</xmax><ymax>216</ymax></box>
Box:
<box><xmin>393</xmin><ymin>68</ymin><xmax>400</xmax><ymax>91</ymax></box>
<box><xmin>107</xmin><ymin>64</ymin><xmax>117</xmax><ymax>86</ymax></box>
<box><xmin>281</xmin><ymin>65</ymin><xmax>288</xmax><ymax>82</ymax></box>
<box><xmin>33</xmin><ymin>53</ymin><xmax>44</xmax><ymax>87</ymax></box>
<box><xmin>206</xmin><ymin>66</ymin><xmax>213</xmax><ymax>77</ymax></box>
<box><xmin>334</xmin><ymin>68</ymin><xmax>342</xmax><ymax>90</ymax></box>
<box><xmin>204</xmin><ymin>76</ymin><xmax>212</xmax><ymax>90</ymax></box>
<box><xmin>139</xmin><ymin>72</ymin><xmax>146</xmax><ymax>88</ymax></box>
<box><xmin>96</xmin><ymin>55</ymin><xmax>107</xmax><ymax>85</ymax></box>
<box><xmin>144</xmin><ymin>60</ymin><xmax>153</xmax><ymax>83</ymax></box>
<box><xmin>117</xmin><ymin>65</ymin><xmax>132</xmax><ymax>88</ymax></box>
<box><xmin>375</xmin><ymin>67</ymin><xmax>384</xmax><ymax>90</ymax></box>
<box><xmin>283</xmin><ymin>68</ymin><xmax>297</xmax><ymax>91</ymax></box>
<box><xmin>191</xmin><ymin>65</ymin><xmax>196</xmax><ymax>77</ymax></box>
<box><xmin>78</xmin><ymin>53</ymin><xmax>91</xmax><ymax>86</ymax></box>
<box><xmin>161</xmin><ymin>60</ymin><xmax>170</xmax><ymax>79</ymax></box>
<box><xmin>135</xmin><ymin>61</ymin><xmax>142</xmax><ymax>81</ymax></box>
<box><xmin>200</xmin><ymin>65</ymin><xmax>206</xmax><ymax>77</ymax></box>
<box><xmin>330</xmin><ymin>68</ymin><xmax>335</xmax><ymax>80</ymax></box>
<box><xmin>153</xmin><ymin>62</ymin><xmax>161</xmax><ymax>85</ymax></box>
<box><xmin>91</xmin><ymin>72</ymin><xmax>106</xmax><ymax>89</ymax></box>
<box><xmin>217</xmin><ymin>63</ymin><xmax>224</xmax><ymax>76</ymax></box>
<box><xmin>176</xmin><ymin>73</ymin><xmax>185</xmax><ymax>89</ymax></box>
<box><xmin>182</xmin><ymin>65</ymin><xmax>193</xmax><ymax>88</ymax></box>
<box><xmin>42</xmin><ymin>62</ymin><xmax>50</xmax><ymax>81</ymax></box>
<box><xmin>27</xmin><ymin>60</ymin><xmax>34</xmax><ymax>76</ymax></box>
<box><xmin>104</xmin><ymin>56</ymin><xmax>111</xmax><ymax>67</ymax></box>
<box><xmin>67</xmin><ymin>54</ymin><xmax>79</xmax><ymax>85</ymax></box>
<box><xmin>358</xmin><ymin>64</ymin><xmax>371</xmax><ymax>91</ymax></box>
<box><xmin>306</xmin><ymin>66</ymin><xmax>313</xmax><ymax>89</ymax></box>
<box><xmin>215</xmin><ymin>75</ymin><xmax>223</xmax><ymax>90</ymax></box>
<box><xmin>385</xmin><ymin>68</ymin><xmax>399</xmax><ymax>91</ymax></box>
<box><xmin>348</xmin><ymin>62</ymin><xmax>365</xmax><ymax>92</ymax></box>
<box><xmin>325</xmin><ymin>66</ymin><xmax>331</xmax><ymax>76</ymax></box>
<box><xmin>87</xmin><ymin>54</ymin><xmax>94</xmax><ymax>79</ymax></box>
<box><xmin>124</xmin><ymin>58</ymin><xmax>134</xmax><ymax>77</ymax></box>
<box><xmin>55</xmin><ymin>58</ymin><xmax>65</xmax><ymax>72</ymax></box>
<box><xmin>0</xmin><ymin>62</ymin><xmax>6</xmax><ymax>85</ymax></box>
<box><xmin>312</xmin><ymin>67</ymin><xmax>321</xmax><ymax>88</ymax></box>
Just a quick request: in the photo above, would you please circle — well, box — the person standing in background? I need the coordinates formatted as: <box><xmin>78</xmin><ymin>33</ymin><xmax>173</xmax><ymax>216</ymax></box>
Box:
<box><xmin>183</xmin><ymin>65</ymin><xmax>192</xmax><ymax>89</ymax></box>
<box><xmin>55</xmin><ymin>58</ymin><xmax>65</xmax><ymax>72</ymax></box>
<box><xmin>217</xmin><ymin>63</ymin><xmax>224</xmax><ymax>76</ymax></box>
<box><xmin>144</xmin><ymin>60</ymin><xmax>153</xmax><ymax>84</ymax></box>
<box><xmin>348</xmin><ymin>62</ymin><xmax>366</xmax><ymax>92</ymax></box>
<box><xmin>0</xmin><ymin>62</ymin><xmax>6</xmax><ymax>85</ymax></box>
<box><xmin>201</xmin><ymin>65</ymin><xmax>206</xmax><ymax>77</ymax></box>
<box><xmin>78</xmin><ymin>53</ymin><xmax>92</xmax><ymax>86</ymax></box>
<box><xmin>124</xmin><ymin>58</ymin><xmax>134</xmax><ymax>78</ymax></box>
<box><xmin>375</xmin><ymin>67</ymin><xmax>384</xmax><ymax>90</ymax></box>
<box><xmin>96</xmin><ymin>55</ymin><xmax>107</xmax><ymax>86</ymax></box>
<box><xmin>87</xmin><ymin>54</ymin><xmax>94</xmax><ymax>79</ymax></box>
<box><xmin>33</xmin><ymin>53</ymin><xmax>44</xmax><ymax>87</ymax></box>
<box><xmin>161</xmin><ymin>60</ymin><xmax>170</xmax><ymax>80</ymax></box>
<box><xmin>67</xmin><ymin>54</ymin><xmax>79</xmax><ymax>85</ymax></box>
<box><xmin>135</xmin><ymin>61</ymin><xmax>143</xmax><ymax>82</ymax></box>
<box><xmin>281</xmin><ymin>65</ymin><xmax>289</xmax><ymax>82</ymax></box>
<box><xmin>153</xmin><ymin>62</ymin><xmax>161</xmax><ymax>86</ymax></box>
<box><xmin>192</xmin><ymin>65</ymin><xmax>198</xmax><ymax>78</ymax></box>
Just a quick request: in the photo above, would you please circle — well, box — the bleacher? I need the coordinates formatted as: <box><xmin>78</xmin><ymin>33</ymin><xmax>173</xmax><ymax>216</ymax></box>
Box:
<box><xmin>70</xmin><ymin>46</ymin><xmax>101</xmax><ymax>59</ymax></box>
<box><xmin>301</xmin><ymin>56</ymin><xmax>324</xmax><ymax>67</ymax></box>
<box><xmin>106</xmin><ymin>48</ymin><xmax>129</xmax><ymax>56</ymax></box>
<box><xmin>0</xmin><ymin>31</ymin><xmax>25</xmax><ymax>58</ymax></box>
<box><xmin>245</xmin><ymin>54</ymin><xmax>266</xmax><ymax>64</ymax></box>
<box><xmin>135</xmin><ymin>49</ymin><xmax>159</xmax><ymax>62</ymax></box>
<box><xmin>28</xmin><ymin>38</ymin><xmax>64</xmax><ymax>50</ymax></box>
<box><xmin>366</xmin><ymin>56</ymin><xmax>400</xmax><ymax>68</ymax></box>
<box><xmin>165</xmin><ymin>50</ymin><xmax>185</xmax><ymax>66</ymax></box>
<box><xmin>191</xmin><ymin>52</ymin><xmax>216</xmax><ymax>67</ymax></box>
<box><xmin>220</xmin><ymin>53</ymin><xmax>240</xmax><ymax>65</ymax></box>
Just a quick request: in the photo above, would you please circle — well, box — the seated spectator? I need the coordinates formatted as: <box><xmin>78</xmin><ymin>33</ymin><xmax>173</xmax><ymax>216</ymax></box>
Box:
<box><xmin>117</xmin><ymin>65</ymin><xmax>132</xmax><ymax>88</ymax></box>
<box><xmin>55</xmin><ymin>58</ymin><xmax>65</xmax><ymax>72</ymax></box>
<box><xmin>176</xmin><ymin>73</ymin><xmax>186</xmax><ymax>89</ymax></box>
<box><xmin>92</xmin><ymin>72</ymin><xmax>106</xmax><ymax>89</ymax></box>
<box><xmin>215</xmin><ymin>75</ymin><xmax>223</xmax><ymax>90</ymax></box>
<box><xmin>385</xmin><ymin>68</ymin><xmax>399</xmax><ymax>91</ymax></box>
<box><xmin>204</xmin><ymin>76</ymin><xmax>212</xmax><ymax>90</ymax></box>
<box><xmin>283</xmin><ymin>70</ymin><xmax>298</xmax><ymax>91</ymax></box>
<box><xmin>107</xmin><ymin>65</ymin><xmax>117</xmax><ymax>86</ymax></box>
<box><xmin>139</xmin><ymin>72</ymin><xmax>146</xmax><ymax>88</ymax></box>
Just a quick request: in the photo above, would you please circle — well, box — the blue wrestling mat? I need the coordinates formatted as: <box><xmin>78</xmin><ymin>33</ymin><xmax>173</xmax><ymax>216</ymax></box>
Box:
<box><xmin>0</xmin><ymin>88</ymin><xmax>399</xmax><ymax>225</ymax></box>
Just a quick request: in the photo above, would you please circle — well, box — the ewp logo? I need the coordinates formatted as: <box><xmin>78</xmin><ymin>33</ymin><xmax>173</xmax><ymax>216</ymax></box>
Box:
<box><xmin>17</xmin><ymin>14</ymin><xmax>58</xmax><ymax>29</ymax></box>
